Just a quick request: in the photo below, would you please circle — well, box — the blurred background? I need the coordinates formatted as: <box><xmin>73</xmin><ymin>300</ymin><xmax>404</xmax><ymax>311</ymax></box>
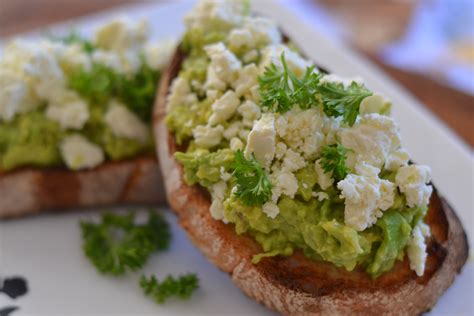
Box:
<box><xmin>1</xmin><ymin>0</ymin><xmax>473</xmax><ymax>145</ymax></box>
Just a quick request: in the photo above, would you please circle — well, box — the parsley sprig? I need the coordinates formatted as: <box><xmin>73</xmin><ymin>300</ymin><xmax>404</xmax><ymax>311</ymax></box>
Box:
<box><xmin>140</xmin><ymin>274</ymin><xmax>199</xmax><ymax>304</ymax></box>
<box><xmin>320</xmin><ymin>143</ymin><xmax>350</xmax><ymax>181</ymax></box>
<box><xmin>232</xmin><ymin>150</ymin><xmax>272</xmax><ymax>206</ymax></box>
<box><xmin>259</xmin><ymin>53</ymin><xmax>321</xmax><ymax>113</ymax></box>
<box><xmin>258</xmin><ymin>53</ymin><xmax>372</xmax><ymax>126</ymax></box>
<box><xmin>80</xmin><ymin>211</ymin><xmax>170</xmax><ymax>275</ymax></box>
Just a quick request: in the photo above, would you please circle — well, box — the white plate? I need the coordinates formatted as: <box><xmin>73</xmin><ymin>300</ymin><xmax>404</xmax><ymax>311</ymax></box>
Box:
<box><xmin>0</xmin><ymin>1</ymin><xmax>472</xmax><ymax>315</ymax></box>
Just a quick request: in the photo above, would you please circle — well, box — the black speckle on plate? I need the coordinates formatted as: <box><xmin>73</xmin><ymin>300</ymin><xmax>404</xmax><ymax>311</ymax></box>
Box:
<box><xmin>0</xmin><ymin>277</ymin><xmax>28</xmax><ymax>299</ymax></box>
<box><xmin>0</xmin><ymin>306</ymin><xmax>19</xmax><ymax>316</ymax></box>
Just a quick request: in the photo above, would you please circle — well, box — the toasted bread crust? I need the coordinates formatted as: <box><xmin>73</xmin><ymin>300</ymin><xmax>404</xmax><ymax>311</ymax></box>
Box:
<box><xmin>154</xmin><ymin>49</ymin><xmax>469</xmax><ymax>315</ymax></box>
<box><xmin>0</xmin><ymin>155</ymin><xmax>165</xmax><ymax>219</ymax></box>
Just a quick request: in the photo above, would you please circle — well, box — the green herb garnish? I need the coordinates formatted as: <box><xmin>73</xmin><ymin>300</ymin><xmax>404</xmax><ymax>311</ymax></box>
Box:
<box><xmin>140</xmin><ymin>274</ymin><xmax>199</xmax><ymax>304</ymax></box>
<box><xmin>319</xmin><ymin>81</ymin><xmax>372</xmax><ymax>126</ymax></box>
<box><xmin>69</xmin><ymin>62</ymin><xmax>159</xmax><ymax>122</ymax></box>
<box><xmin>80</xmin><ymin>210</ymin><xmax>170</xmax><ymax>275</ymax></box>
<box><xmin>320</xmin><ymin>143</ymin><xmax>350</xmax><ymax>181</ymax></box>
<box><xmin>52</xmin><ymin>31</ymin><xmax>95</xmax><ymax>53</ymax></box>
<box><xmin>258</xmin><ymin>53</ymin><xmax>372</xmax><ymax>126</ymax></box>
<box><xmin>232</xmin><ymin>150</ymin><xmax>272</xmax><ymax>206</ymax></box>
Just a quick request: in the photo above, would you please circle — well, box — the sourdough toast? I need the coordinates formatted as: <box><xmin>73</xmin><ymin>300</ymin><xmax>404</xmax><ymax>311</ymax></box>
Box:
<box><xmin>0</xmin><ymin>155</ymin><xmax>165</xmax><ymax>219</ymax></box>
<box><xmin>153</xmin><ymin>49</ymin><xmax>469</xmax><ymax>315</ymax></box>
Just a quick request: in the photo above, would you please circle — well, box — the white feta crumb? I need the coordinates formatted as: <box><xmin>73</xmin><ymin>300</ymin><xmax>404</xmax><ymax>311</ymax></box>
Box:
<box><xmin>94</xmin><ymin>17</ymin><xmax>148</xmax><ymax>51</ymax></box>
<box><xmin>407</xmin><ymin>222</ymin><xmax>429</xmax><ymax>276</ymax></box>
<box><xmin>262</xmin><ymin>201</ymin><xmax>280</xmax><ymax>219</ymax></box>
<box><xmin>220</xmin><ymin>166</ymin><xmax>232</xmax><ymax>182</ymax></box>
<box><xmin>209</xmin><ymin>90</ymin><xmax>240</xmax><ymax>125</ymax></box>
<box><xmin>314</xmin><ymin>159</ymin><xmax>334</xmax><ymax>190</ymax></box>
<box><xmin>192</xmin><ymin>124</ymin><xmax>224</xmax><ymax>148</ymax></box>
<box><xmin>312</xmin><ymin>191</ymin><xmax>329</xmax><ymax>201</ymax></box>
<box><xmin>282</xmin><ymin>148</ymin><xmax>306</xmax><ymax>172</ymax></box>
<box><xmin>210</xmin><ymin>180</ymin><xmax>228</xmax><ymax>221</ymax></box>
<box><xmin>204</xmin><ymin>42</ymin><xmax>241</xmax><ymax>89</ymax></box>
<box><xmin>245</xmin><ymin>113</ymin><xmax>276</xmax><ymax>167</ymax></box>
<box><xmin>60</xmin><ymin>134</ymin><xmax>104</xmax><ymax>170</ymax></box>
<box><xmin>337</xmin><ymin>163</ymin><xmax>395</xmax><ymax>231</ymax></box>
<box><xmin>272</xmin><ymin>169</ymin><xmax>299</xmax><ymax>199</ymax></box>
<box><xmin>360</xmin><ymin>93</ymin><xmax>391</xmax><ymax>115</ymax></box>
<box><xmin>144</xmin><ymin>39</ymin><xmax>175</xmax><ymax>71</ymax></box>
<box><xmin>45</xmin><ymin>99</ymin><xmax>89</xmax><ymax>130</ymax></box>
<box><xmin>223</xmin><ymin>121</ymin><xmax>242</xmax><ymax>140</ymax></box>
<box><xmin>104</xmin><ymin>101</ymin><xmax>149</xmax><ymax>143</ymax></box>
<box><xmin>230</xmin><ymin>137</ymin><xmax>244</xmax><ymax>151</ymax></box>
<box><xmin>238</xmin><ymin>100</ymin><xmax>261</xmax><ymax>127</ymax></box>
<box><xmin>396</xmin><ymin>165</ymin><xmax>433</xmax><ymax>208</ymax></box>
<box><xmin>232</xmin><ymin>63</ymin><xmax>259</xmax><ymax>97</ymax></box>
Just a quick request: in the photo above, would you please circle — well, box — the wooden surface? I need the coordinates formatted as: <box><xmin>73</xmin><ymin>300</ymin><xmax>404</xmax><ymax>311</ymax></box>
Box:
<box><xmin>1</xmin><ymin>0</ymin><xmax>472</xmax><ymax>146</ymax></box>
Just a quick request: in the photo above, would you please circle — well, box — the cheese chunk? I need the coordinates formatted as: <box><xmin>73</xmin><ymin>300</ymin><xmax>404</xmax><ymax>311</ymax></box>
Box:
<box><xmin>396</xmin><ymin>165</ymin><xmax>433</xmax><ymax>208</ymax></box>
<box><xmin>193</xmin><ymin>124</ymin><xmax>224</xmax><ymax>148</ymax></box>
<box><xmin>209</xmin><ymin>90</ymin><xmax>240</xmax><ymax>125</ymax></box>
<box><xmin>94</xmin><ymin>18</ymin><xmax>148</xmax><ymax>51</ymax></box>
<box><xmin>407</xmin><ymin>222</ymin><xmax>430</xmax><ymax>276</ymax></box>
<box><xmin>204</xmin><ymin>42</ymin><xmax>241</xmax><ymax>89</ymax></box>
<box><xmin>238</xmin><ymin>100</ymin><xmax>261</xmax><ymax>128</ymax></box>
<box><xmin>338</xmin><ymin>163</ymin><xmax>395</xmax><ymax>231</ymax></box>
<box><xmin>245</xmin><ymin>113</ymin><xmax>276</xmax><ymax>167</ymax></box>
<box><xmin>45</xmin><ymin>99</ymin><xmax>89</xmax><ymax>130</ymax></box>
<box><xmin>262</xmin><ymin>201</ymin><xmax>280</xmax><ymax>219</ymax></box>
<box><xmin>104</xmin><ymin>101</ymin><xmax>149</xmax><ymax>143</ymax></box>
<box><xmin>60</xmin><ymin>134</ymin><xmax>104</xmax><ymax>170</ymax></box>
<box><xmin>0</xmin><ymin>69</ymin><xmax>39</xmax><ymax>122</ymax></box>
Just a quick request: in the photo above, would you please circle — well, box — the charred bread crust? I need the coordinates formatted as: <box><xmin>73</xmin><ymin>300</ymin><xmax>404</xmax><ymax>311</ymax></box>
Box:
<box><xmin>0</xmin><ymin>155</ymin><xmax>165</xmax><ymax>219</ymax></box>
<box><xmin>153</xmin><ymin>48</ymin><xmax>469</xmax><ymax>315</ymax></box>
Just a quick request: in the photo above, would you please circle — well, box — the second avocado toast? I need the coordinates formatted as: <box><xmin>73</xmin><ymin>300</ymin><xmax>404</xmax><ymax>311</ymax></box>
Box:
<box><xmin>154</xmin><ymin>1</ymin><xmax>468</xmax><ymax>314</ymax></box>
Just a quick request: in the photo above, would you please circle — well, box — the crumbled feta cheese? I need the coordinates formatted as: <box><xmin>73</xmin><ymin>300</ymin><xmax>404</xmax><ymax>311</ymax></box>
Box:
<box><xmin>314</xmin><ymin>159</ymin><xmax>334</xmax><ymax>190</ymax></box>
<box><xmin>104</xmin><ymin>101</ymin><xmax>149</xmax><ymax>143</ymax></box>
<box><xmin>259</xmin><ymin>44</ymin><xmax>311</xmax><ymax>77</ymax></box>
<box><xmin>396</xmin><ymin>165</ymin><xmax>433</xmax><ymax>208</ymax></box>
<box><xmin>204</xmin><ymin>42</ymin><xmax>241</xmax><ymax>89</ymax></box>
<box><xmin>275</xmin><ymin>108</ymin><xmax>327</xmax><ymax>159</ymax></box>
<box><xmin>45</xmin><ymin>98</ymin><xmax>89</xmax><ymax>130</ymax></box>
<box><xmin>245</xmin><ymin>113</ymin><xmax>276</xmax><ymax>167</ymax></box>
<box><xmin>223</xmin><ymin>121</ymin><xmax>242</xmax><ymax>140</ymax></box>
<box><xmin>232</xmin><ymin>63</ymin><xmax>259</xmax><ymax>97</ymax></box>
<box><xmin>385</xmin><ymin>148</ymin><xmax>409</xmax><ymax>171</ymax></box>
<box><xmin>209</xmin><ymin>90</ymin><xmax>240</xmax><ymax>125</ymax></box>
<box><xmin>57</xmin><ymin>43</ymin><xmax>92</xmax><ymax>72</ymax></box>
<box><xmin>167</xmin><ymin>77</ymin><xmax>197</xmax><ymax>111</ymax></box>
<box><xmin>60</xmin><ymin>134</ymin><xmax>104</xmax><ymax>170</ymax></box>
<box><xmin>144</xmin><ymin>39</ymin><xmax>175</xmax><ymax>71</ymax></box>
<box><xmin>262</xmin><ymin>201</ymin><xmax>280</xmax><ymax>219</ymax></box>
<box><xmin>238</xmin><ymin>100</ymin><xmax>261</xmax><ymax>127</ymax></box>
<box><xmin>242</xmin><ymin>49</ymin><xmax>259</xmax><ymax>63</ymax></box>
<box><xmin>282</xmin><ymin>148</ymin><xmax>306</xmax><ymax>172</ymax></box>
<box><xmin>229</xmin><ymin>28</ymin><xmax>253</xmax><ymax>48</ymax></box>
<box><xmin>337</xmin><ymin>163</ymin><xmax>395</xmax><ymax>231</ymax></box>
<box><xmin>0</xmin><ymin>69</ymin><xmax>39</xmax><ymax>122</ymax></box>
<box><xmin>94</xmin><ymin>18</ymin><xmax>148</xmax><ymax>51</ymax></box>
<box><xmin>271</xmin><ymin>169</ymin><xmax>299</xmax><ymax>199</ymax></box>
<box><xmin>407</xmin><ymin>222</ymin><xmax>429</xmax><ymax>276</ymax></box>
<box><xmin>340</xmin><ymin>113</ymin><xmax>402</xmax><ymax>169</ymax></box>
<box><xmin>230</xmin><ymin>137</ymin><xmax>244</xmax><ymax>151</ymax></box>
<box><xmin>275</xmin><ymin>142</ymin><xmax>287</xmax><ymax>160</ymax></box>
<box><xmin>210</xmin><ymin>180</ymin><xmax>228</xmax><ymax>221</ymax></box>
<box><xmin>360</xmin><ymin>93</ymin><xmax>391</xmax><ymax>115</ymax></box>
<box><xmin>312</xmin><ymin>191</ymin><xmax>329</xmax><ymax>201</ymax></box>
<box><xmin>220</xmin><ymin>166</ymin><xmax>232</xmax><ymax>181</ymax></box>
<box><xmin>193</xmin><ymin>124</ymin><xmax>224</xmax><ymax>148</ymax></box>
<box><xmin>184</xmin><ymin>0</ymin><xmax>246</xmax><ymax>30</ymax></box>
<box><xmin>92</xmin><ymin>50</ymin><xmax>124</xmax><ymax>73</ymax></box>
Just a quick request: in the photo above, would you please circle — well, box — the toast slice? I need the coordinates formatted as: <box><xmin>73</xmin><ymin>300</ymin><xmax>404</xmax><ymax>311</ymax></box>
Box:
<box><xmin>0</xmin><ymin>155</ymin><xmax>165</xmax><ymax>219</ymax></box>
<box><xmin>153</xmin><ymin>49</ymin><xmax>469</xmax><ymax>315</ymax></box>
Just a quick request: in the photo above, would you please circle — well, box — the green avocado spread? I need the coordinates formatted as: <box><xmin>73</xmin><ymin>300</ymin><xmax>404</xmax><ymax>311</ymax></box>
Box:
<box><xmin>167</xmin><ymin>0</ymin><xmax>432</xmax><ymax>278</ymax></box>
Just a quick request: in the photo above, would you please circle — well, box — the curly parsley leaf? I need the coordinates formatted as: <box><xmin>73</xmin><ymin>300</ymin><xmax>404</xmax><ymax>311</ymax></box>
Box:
<box><xmin>140</xmin><ymin>274</ymin><xmax>199</xmax><ymax>304</ymax></box>
<box><xmin>69</xmin><ymin>61</ymin><xmax>159</xmax><ymax>122</ymax></box>
<box><xmin>51</xmin><ymin>31</ymin><xmax>95</xmax><ymax>53</ymax></box>
<box><xmin>320</xmin><ymin>143</ymin><xmax>350</xmax><ymax>182</ymax></box>
<box><xmin>232</xmin><ymin>150</ymin><xmax>272</xmax><ymax>206</ymax></box>
<box><xmin>258</xmin><ymin>53</ymin><xmax>372</xmax><ymax>126</ymax></box>
<box><xmin>259</xmin><ymin>53</ymin><xmax>321</xmax><ymax>113</ymax></box>
<box><xmin>319</xmin><ymin>81</ymin><xmax>372</xmax><ymax>126</ymax></box>
<box><xmin>80</xmin><ymin>210</ymin><xmax>171</xmax><ymax>275</ymax></box>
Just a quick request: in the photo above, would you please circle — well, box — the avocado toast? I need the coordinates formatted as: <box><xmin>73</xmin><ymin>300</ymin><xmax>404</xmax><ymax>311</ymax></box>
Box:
<box><xmin>154</xmin><ymin>1</ymin><xmax>468</xmax><ymax>314</ymax></box>
<box><xmin>0</xmin><ymin>18</ymin><xmax>174</xmax><ymax>218</ymax></box>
